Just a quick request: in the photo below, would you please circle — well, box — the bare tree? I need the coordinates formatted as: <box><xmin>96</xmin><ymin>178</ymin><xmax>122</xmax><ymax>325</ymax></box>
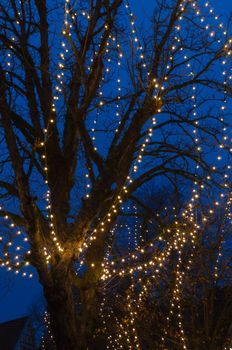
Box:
<box><xmin>0</xmin><ymin>0</ymin><xmax>231</xmax><ymax>348</ymax></box>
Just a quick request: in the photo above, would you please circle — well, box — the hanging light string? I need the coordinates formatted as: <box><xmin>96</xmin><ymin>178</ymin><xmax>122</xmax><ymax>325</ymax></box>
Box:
<box><xmin>124</xmin><ymin>1</ymin><xmax>147</xmax><ymax>70</ymax></box>
<box><xmin>214</xmin><ymin>191</ymin><xmax>232</xmax><ymax>282</ymax></box>
<box><xmin>85</xmin><ymin>34</ymin><xmax>124</xmax><ymax>199</ymax></box>
<box><xmin>115</xmin><ymin>39</ymin><xmax>123</xmax><ymax>133</ymax></box>
<box><xmin>41</xmin><ymin>310</ymin><xmax>55</xmax><ymax>349</ymax></box>
<box><xmin>40</xmin><ymin>0</ymin><xmax>75</xmax><ymax>258</ymax></box>
<box><xmin>161</xmin><ymin>212</ymin><xmax>199</xmax><ymax>349</ymax></box>
<box><xmin>99</xmin><ymin>224</ymin><xmax>124</xmax><ymax>349</ymax></box>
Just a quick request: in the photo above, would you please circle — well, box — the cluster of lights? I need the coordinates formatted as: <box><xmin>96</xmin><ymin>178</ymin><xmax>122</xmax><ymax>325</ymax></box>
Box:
<box><xmin>0</xmin><ymin>206</ymin><xmax>33</xmax><ymax>278</ymax></box>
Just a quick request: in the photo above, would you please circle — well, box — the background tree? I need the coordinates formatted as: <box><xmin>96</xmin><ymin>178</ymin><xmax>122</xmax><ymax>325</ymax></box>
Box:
<box><xmin>98</xmin><ymin>188</ymin><xmax>232</xmax><ymax>349</ymax></box>
<box><xmin>0</xmin><ymin>0</ymin><xmax>232</xmax><ymax>348</ymax></box>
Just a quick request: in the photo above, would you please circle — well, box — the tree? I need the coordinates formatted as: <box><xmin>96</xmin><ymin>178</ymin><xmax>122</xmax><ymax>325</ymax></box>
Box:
<box><xmin>101</xmin><ymin>189</ymin><xmax>232</xmax><ymax>349</ymax></box>
<box><xmin>0</xmin><ymin>0</ymin><xmax>231</xmax><ymax>348</ymax></box>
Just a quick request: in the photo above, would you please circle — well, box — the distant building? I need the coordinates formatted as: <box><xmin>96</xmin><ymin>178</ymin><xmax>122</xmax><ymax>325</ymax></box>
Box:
<box><xmin>0</xmin><ymin>316</ymin><xmax>35</xmax><ymax>350</ymax></box>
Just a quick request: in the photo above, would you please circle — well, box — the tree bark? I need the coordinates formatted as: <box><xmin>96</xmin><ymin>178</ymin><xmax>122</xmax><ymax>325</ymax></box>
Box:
<box><xmin>79</xmin><ymin>286</ymin><xmax>99</xmax><ymax>349</ymax></box>
<box><xmin>44</xmin><ymin>282</ymin><xmax>80</xmax><ymax>349</ymax></box>
<box><xmin>41</xmin><ymin>258</ymin><xmax>101</xmax><ymax>350</ymax></box>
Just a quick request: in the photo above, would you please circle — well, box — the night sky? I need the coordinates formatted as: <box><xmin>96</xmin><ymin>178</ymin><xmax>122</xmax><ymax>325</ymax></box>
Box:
<box><xmin>0</xmin><ymin>0</ymin><xmax>232</xmax><ymax>324</ymax></box>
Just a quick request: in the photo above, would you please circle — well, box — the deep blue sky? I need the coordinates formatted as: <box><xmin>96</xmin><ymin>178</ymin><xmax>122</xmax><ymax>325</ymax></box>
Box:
<box><xmin>133</xmin><ymin>0</ymin><xmax>232</xmax><ymax>19</ymax></box>
<box><xmin>0</xmin><ymin>0</ymin><xmax>232</xmax><ymax>324</ymax></box>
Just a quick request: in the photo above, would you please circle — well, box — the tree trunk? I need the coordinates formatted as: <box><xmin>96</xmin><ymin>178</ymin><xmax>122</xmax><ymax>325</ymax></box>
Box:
<box><xmin>40</xmin><ymin>229</ymin><xmax>106</xmax><ymax>349</ymax></box>
<box><xmin>44</xmin><ymin>282</ymin><xmax>81</xmax><ymax>349</ymax></box>
<box><xmin>42</xmin><ymin>266</ymin><xmax>100</xmax><ymax>349</ymax></box>
<box><xmin>79</xmin><ymin>286</ymin><xmax>99</xmax><ymax>349</ymax></box>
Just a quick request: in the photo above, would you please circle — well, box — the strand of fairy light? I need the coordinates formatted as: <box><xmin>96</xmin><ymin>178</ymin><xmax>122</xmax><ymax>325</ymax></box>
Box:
<box><xmin>41</xmin><ymin>311</ymin><xmax>55</xmax><ymax>349</ymax></box>
<box><xmin>41</xmin><ymin>0</ymin><xmax>75</xmax><ymax>259</ymax></box>
<box><xmin>214</xmin><ymin>191</ymin><xmax>232</xmax><ymax>281</ymax></box>
<box><xmin>80</xmin><ymin>34</ymin><xmax>129</xmax><ymax>254</ymax></box>
<box><xmin>191</xmin><ymin>0</ymin><xmax>232</xmax><ymax>281</ymax></box>
<box><xmin>132</xmin><ymin>205</ymin><xmax>140</xmax><ymax>250</ymax></box>
<box><xmin>85</xmin><ymin>27</ymin><xmax>124</xmax><ymax>198</ymax></box>
<box><xmin>78</xmin><ymin>58</ymin><xmax>157</xmax><ymax>262</ymax></box>
<box><xmin>99</xmin><ymin>225</ymin><xmax>122</xmax><ymax>349</ymax></box>
<box><xmin>125</xmin><ymin>283</ymin><xmax>141</xmax><ymax>349</ymax></box>
<box><xmin>112</xmin><ymin>266</ymin><xmax>141</xmax><ymax>349</ymax></box>
<box><xmin>101</xmin><ymin>239</ymin><xmax>170</xmax><ymax>281</ymax></box>
<box><xmin>83</xmin><ymin>9</ymin><xmax>104</xmax><ymax>178</ymax></box>
<box><xmin>125</xmin><ymin>1</ymin><xmax>146</xmax><ymax>69</ymax></box>
<box><xmin>115</xmin><ymin>40</ymin><xmax>123</xmax><ymax>132</ymax></box>
<box><xmin>87</xmin><ymin>29</ymin><xmax>122</xmax><ymax>154</ymax></box>
<box><xmin>161</xmin><ymin>224</ymin><xmax>188</xmax><ymax>349</ymax></box>
<box><xmin>88</xmin><ymin>41</ymin><xmax>108</xmax><ymax>151</ymax></box>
